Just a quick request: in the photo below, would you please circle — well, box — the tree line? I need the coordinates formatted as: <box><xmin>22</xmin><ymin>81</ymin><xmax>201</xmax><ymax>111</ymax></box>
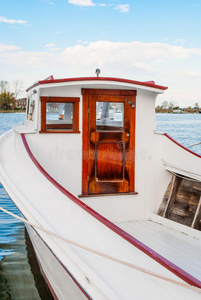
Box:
<box><xmin>0</xmin><ymin>80</ymin><xmax>23</xmax><ymax>110</ymax></box>
<box><xmin>156</xmin><ymin>100</ymin><xmax>200</xmax><ymax>113</ymax></box>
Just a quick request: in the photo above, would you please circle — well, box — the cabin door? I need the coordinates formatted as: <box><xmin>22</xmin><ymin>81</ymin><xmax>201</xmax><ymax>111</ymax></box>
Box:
<box><xmin>82</xmin><ymin>89</ymin><xmax>136</xmax><ymax>196</ymax></box>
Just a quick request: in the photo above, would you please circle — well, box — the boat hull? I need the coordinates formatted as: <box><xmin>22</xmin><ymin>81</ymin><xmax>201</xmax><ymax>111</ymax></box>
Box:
<box><xmin>25</xmin><ymin>223</ymin><xmax>89</xmax><ymax>300</ymax></box>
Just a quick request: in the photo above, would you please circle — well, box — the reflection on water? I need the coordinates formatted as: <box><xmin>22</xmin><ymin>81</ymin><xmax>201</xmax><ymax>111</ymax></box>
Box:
<box><xmin>0</xmin><ymin>184</ymin><xmax>53</xmax><ymax>300</ymax></box>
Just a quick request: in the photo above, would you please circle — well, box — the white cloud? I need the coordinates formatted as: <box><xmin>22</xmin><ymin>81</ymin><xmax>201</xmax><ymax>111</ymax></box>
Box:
<box><xmin>174</xmin><ymin>39</ymin><xmax>185</xmax><ymax>44</ymax></box>
<box><xmin>1</xmin><ymin>41</ymin><xmax>201</xmax><ymax>68</ymax></box>
<box><xmin>115</xmin><ymin>4</ymin><xmax>129</xmax><ymax>13</ymax></box>
<box><xmin>45</xmin><ymin>44</ymin><xmax>61</xmax><ymax>51</ymax></box>
<box><xmin>179</xmin><ymin>70</ymin><xmax>201</xmax><ymax>77</ymax></box>
<box><xmin>1</xmin><ymin>40</ymin><xmax>201</xmax><ymax>106</ymax></box>
<box><xmin>100</xmin><ymin>4</ymin><xmax>106</xmax><ymax>6</ymax></box>
<box><xmin>77</xmin><ymin>40</ymin><xmax>88</xmax><ymax>44</ymax></box>
<box><xmin>49</xmin><ymin>1</ymin><xmax>54</xmax><ymax>4</ymax></box>
<box><xmin>0</xmin><ymin>16</ymin><xmax>27</xmax><ymax>25</ymax></box>
<box><xmin>46</xmin><ymin>43</ymin><xmax>56</xmax><ymax>47</ymax></box>
<box><xmin>68</xmin><ymin>0</ymin><xmax>95</xmax><ymax>6</ymax></box>
<box><xmin>0</xmin><ymin>43</ymin><xmax>20</xmax><ymax>52</ymax></box>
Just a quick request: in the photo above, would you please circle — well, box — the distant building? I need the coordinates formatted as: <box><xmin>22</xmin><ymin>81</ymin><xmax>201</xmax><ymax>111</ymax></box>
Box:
<box><xmin>172</xmin><ymin>108</ymin><xmax>184</xmax><ymax>114</ymax></box>
<box><xmin>15</xmin><ymin>98</ymin><xmax>27</xmax><ymax>109</ymax></box>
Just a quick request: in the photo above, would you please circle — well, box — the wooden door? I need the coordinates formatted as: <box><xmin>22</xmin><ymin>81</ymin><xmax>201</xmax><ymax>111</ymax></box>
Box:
<box><xmin>82</xmin><ymin>89</ymin><xmax>136</xmax><ymax>196</ymax></box>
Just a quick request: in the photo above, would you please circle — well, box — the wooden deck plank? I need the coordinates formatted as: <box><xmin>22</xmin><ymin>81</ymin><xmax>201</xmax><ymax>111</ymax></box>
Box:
<box><xmin>116</xmin><ymin>220</ymin><xmax>201</xmax><ymax>280</ymax></box>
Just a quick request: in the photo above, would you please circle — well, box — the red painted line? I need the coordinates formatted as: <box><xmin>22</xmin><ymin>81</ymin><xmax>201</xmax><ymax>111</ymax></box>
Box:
<box><xmin>36</xmin><ymin>256</ymin><xmax>59</xmax><ymax>300</ymax></box>
<box><xmin>32</xmin><ymin>230</ymin><xmax>90</xmax><ymax>300</ymax></box>
<box><xmin>26</xmin><ymin>77</ymin><xmax>168</xmax><ymax>92</ymax></box>
<box><xmin>21</xmin><ymin>133</ymin><xmax>201</xmax><ymax>289</ymax></box>
<box><xmin>165</xmin><ymin>133</ymin><xmax>201</xmax><ymax>159</ymax></box>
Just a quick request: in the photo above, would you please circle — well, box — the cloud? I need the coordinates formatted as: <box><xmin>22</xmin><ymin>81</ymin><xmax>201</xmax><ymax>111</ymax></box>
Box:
<box><xmin>0</xmin><ymin>43</ymin><xmax>20</xmax><ymax>52</ymax></box>
<box><xmin>68</xmin><ymin>0</ymin><xmax>95</xmax><ymax>6</ymax></box>
<box><xmin>45</xmin><ymin>44</ymin><xmax>61</xmax><ymax>51</ymax></box>
<box><xmin>0</xmin><ymin>16</ymin><xmax>27</xmax><ymax>25</ymax></box>
<box><xmin>46</xmin><ymin>43</ymin><xmax>56</xmax><ymax>47</ymax></box>
<box><xmin>1</xmin><ymin>41</ymin><xmax>201</xmax><ymax>68</ymax></box>
<box><xmin>77</xmin><ymin>40</ymin><xmax>88</xmax><ymax>44</ymax></box>
<box><xmin>178</xmin><ymin>70</ymin><xmax>201</xmax><ymax>78</ymax></box>
<box><xmin>0</xmin><ymin>40</ymin><xmax>201</xmax><ymax>68</ymax></box>
<box><xmin>115</xmin><ymin>4</ymin><xmax>129</xmax><ymax>13</ymax></box>
<box><xmin>174</xmin><ymin>39</ymin><xmax>185</xmax><ymax>44</ymax></box>
<box><xmin>1</xmin><ymin>40</ymin><xmax>201</xmax><ymax>106</ymax></box>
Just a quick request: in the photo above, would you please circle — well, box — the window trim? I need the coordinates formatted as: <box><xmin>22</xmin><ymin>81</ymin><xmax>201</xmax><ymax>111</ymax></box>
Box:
<box><xmin>40</xmin><ymin>96</ymin><xmax>80</xmax><ymax>133</ymax></box>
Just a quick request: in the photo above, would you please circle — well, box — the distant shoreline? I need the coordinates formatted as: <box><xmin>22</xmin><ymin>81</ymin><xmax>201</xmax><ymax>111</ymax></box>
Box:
<box><xmin>0</xmin><ymin>110</ymin><xmax>26</xmax><ymax>113</ymax></box>
<box><xmin>0</xmin><ymin>109</ymin><xmax>200</xmax><ymax>115</ymax></box>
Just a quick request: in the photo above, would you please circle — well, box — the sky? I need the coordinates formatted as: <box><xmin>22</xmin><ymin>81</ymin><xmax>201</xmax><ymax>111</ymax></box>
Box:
<box><xmin>0</xmin><ymin>0</ymin><xmax>201</xmax><ymax>107</ymax></box>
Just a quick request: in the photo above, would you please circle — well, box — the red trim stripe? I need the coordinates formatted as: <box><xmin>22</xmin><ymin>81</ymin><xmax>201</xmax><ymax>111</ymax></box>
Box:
<box><xmin>32</xmin><ymin>230</ymin><xmax>91</xmax><ymax>300</ymax></box>
<box><xmin>21</xmin><ymin>133</ymin><xmax>201</xmax><ymax>289</ymax></box>
<box><xmin>36</xmin><ymin>257</ymin><xmax>59</xmax><ymax>300</ymax></box>
<box><xmin>165</xmin><ymin>133</ymin><xmax>201</xmax><ymax>159</ymax></box>
<box><xmin>26</xmin><ymin>77</ymin><xmax>168</xmax><ymax>92</ymax></box>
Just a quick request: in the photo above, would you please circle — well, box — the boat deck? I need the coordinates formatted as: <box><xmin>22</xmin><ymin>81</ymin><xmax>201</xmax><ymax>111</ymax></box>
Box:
<box><xmin>1</xmin><ymin>131</ymin><xmax>201</xmax><ymax>299</ymax></box>
<box><xmin>116</xmin><ymin>218</ymin><xmax>201</xmax><ymax>281</ymax></box>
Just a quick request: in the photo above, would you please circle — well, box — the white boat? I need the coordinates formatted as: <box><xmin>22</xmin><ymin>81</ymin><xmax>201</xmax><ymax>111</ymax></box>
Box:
<box><xmin>0</xmin><ymin>75</ymin><xmax>201</xmax><ymax>299</ymax></box>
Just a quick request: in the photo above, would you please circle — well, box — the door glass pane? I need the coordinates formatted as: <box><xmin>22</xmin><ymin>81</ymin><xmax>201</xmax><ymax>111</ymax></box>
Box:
<box><xmin>46</xmin><ymin>102</ymin><xmax>73</xmax><ymax>129</ymax></box>
<box><xmin>96</xmin><ymin>102</ymin><xmax>124</xmax><ymax>130</ymax></box>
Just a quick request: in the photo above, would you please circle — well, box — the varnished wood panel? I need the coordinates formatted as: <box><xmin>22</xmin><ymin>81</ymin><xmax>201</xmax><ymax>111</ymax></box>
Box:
<box><xmin>96</xmin><ymin>142</ymin><xmax>124</xmax><ymax>181</ymax></box>
<box><xmin>82</xmin><ymin>89</ymin><xmax>136</xmax><ymax>196</ymax></box>
<box><xmin>82</xmin><ymin>89</ymin><xmax>137</xmax><ymax>96</ymax></box>
<box><xmin>82</xmin><ymin>93</ymin><xmax>89</xmax><ymax>195</ymax></box>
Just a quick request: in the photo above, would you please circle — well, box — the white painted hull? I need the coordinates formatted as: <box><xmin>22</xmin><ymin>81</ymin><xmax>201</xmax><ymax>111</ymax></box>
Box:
<box><xmin>1</xmin><ymin>130</ymin><xmax>201</xmax><ymax>299</ymax></box>
<box><xmin>25</xmin><ymin>223</ymin><xmax>88</xmax><ymax>300</ymax></box>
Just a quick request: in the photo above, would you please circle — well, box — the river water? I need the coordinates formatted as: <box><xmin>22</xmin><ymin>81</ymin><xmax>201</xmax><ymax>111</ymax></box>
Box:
<box><xmin>0</xmin><ymin>112</ymin><xmax>201</xmax><ymax>299</ymax></box>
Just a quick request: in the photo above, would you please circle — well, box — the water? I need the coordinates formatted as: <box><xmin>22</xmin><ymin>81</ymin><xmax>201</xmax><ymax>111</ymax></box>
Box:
<box><xmin>0</xmin><ymin>114</ymin><xmax>52</xmax><ymax>300</ymax></box>
<box><xmin>0</xmin><ymin>112</ymin><xmax>201</xmax><ymax>299</ymax></box>
<box><xmin>156</xmin><ymin>113</ymin><xmax>201</xmax><ymax>155</ymax></box>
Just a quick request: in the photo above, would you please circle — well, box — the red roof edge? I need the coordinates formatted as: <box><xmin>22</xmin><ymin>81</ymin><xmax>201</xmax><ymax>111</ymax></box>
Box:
<box><xmin>26</xmin><ymin>76</ymin><xmax>168</xmax><ymax>92</ymax></box>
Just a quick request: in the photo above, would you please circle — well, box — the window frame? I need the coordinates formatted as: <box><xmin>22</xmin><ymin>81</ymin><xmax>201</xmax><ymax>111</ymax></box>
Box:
<box><xmin>40</xmin><ymin>96</ymin><xmax>80</xmax><ymax>133</ymax></box>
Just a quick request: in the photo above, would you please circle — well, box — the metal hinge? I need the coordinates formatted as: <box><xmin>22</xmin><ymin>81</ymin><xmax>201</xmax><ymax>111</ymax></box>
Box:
<box><xmin>128</xmin><ymin>101</ymin><xmax>135</xmax><ymax>108</ymax></box>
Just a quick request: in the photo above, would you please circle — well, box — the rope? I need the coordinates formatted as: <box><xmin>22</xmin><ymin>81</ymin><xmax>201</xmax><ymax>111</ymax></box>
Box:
<box><xmin>187</xmin><ymin>142</ymin><xmax>201</xmax><ymax>148</ymax></box>
<box><xmin>0</xmin><ymin>206</ymin><xmax>201</xmax><ymax>294</ymax></box>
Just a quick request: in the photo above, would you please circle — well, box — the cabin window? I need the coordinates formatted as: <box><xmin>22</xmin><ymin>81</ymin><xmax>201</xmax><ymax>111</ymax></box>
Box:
<box><xmin>40</xmin><ymin>97</ymin><xmax>80</xmax><ymax>133</ymax></box>
<box><xmin>96</xmin><ymin>102</ymin><xmax>124</xmax><ymax>131</ymax></box>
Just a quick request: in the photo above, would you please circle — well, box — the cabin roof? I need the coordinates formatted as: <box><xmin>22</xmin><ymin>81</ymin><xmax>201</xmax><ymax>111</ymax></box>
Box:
<box><xmin>26</xmin><ymin>76</ymin><xmax>168</xmax><ymax>92</ymax></box>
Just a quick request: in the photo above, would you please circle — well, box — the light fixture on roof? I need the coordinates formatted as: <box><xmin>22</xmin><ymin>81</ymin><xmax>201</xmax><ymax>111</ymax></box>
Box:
<box><xmin>95</xmin><ymin>69</ymin><xmax>101</xmax><ymax>77</ymax></box>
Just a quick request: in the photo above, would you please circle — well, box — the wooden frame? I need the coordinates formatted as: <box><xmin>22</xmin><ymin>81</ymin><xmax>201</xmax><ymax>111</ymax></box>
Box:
<box><xmin>81</xmin><ymin>89</ymin><xmax>136</xmax><ymax>196</ymax></box>
<box><xmin>40</xmin><ymin>96</ymin><xmax>80</xmax><ymax>133</ymax></box>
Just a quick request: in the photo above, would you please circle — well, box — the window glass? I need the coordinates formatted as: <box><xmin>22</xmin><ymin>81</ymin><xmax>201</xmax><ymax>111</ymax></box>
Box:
<box><xmin>96</xmin><ymin>102</ymin><xmax>124</xmax><ymax>130</ymax></box>
<box><xmin>46</xmin><ymin>102</ymin><xmax>73</xmax><ymax>130</ymax></box>
<box><xmin>41</xmin><ymin>96</ymin><xmax>79</xmax><ymax>133</ymax></box>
